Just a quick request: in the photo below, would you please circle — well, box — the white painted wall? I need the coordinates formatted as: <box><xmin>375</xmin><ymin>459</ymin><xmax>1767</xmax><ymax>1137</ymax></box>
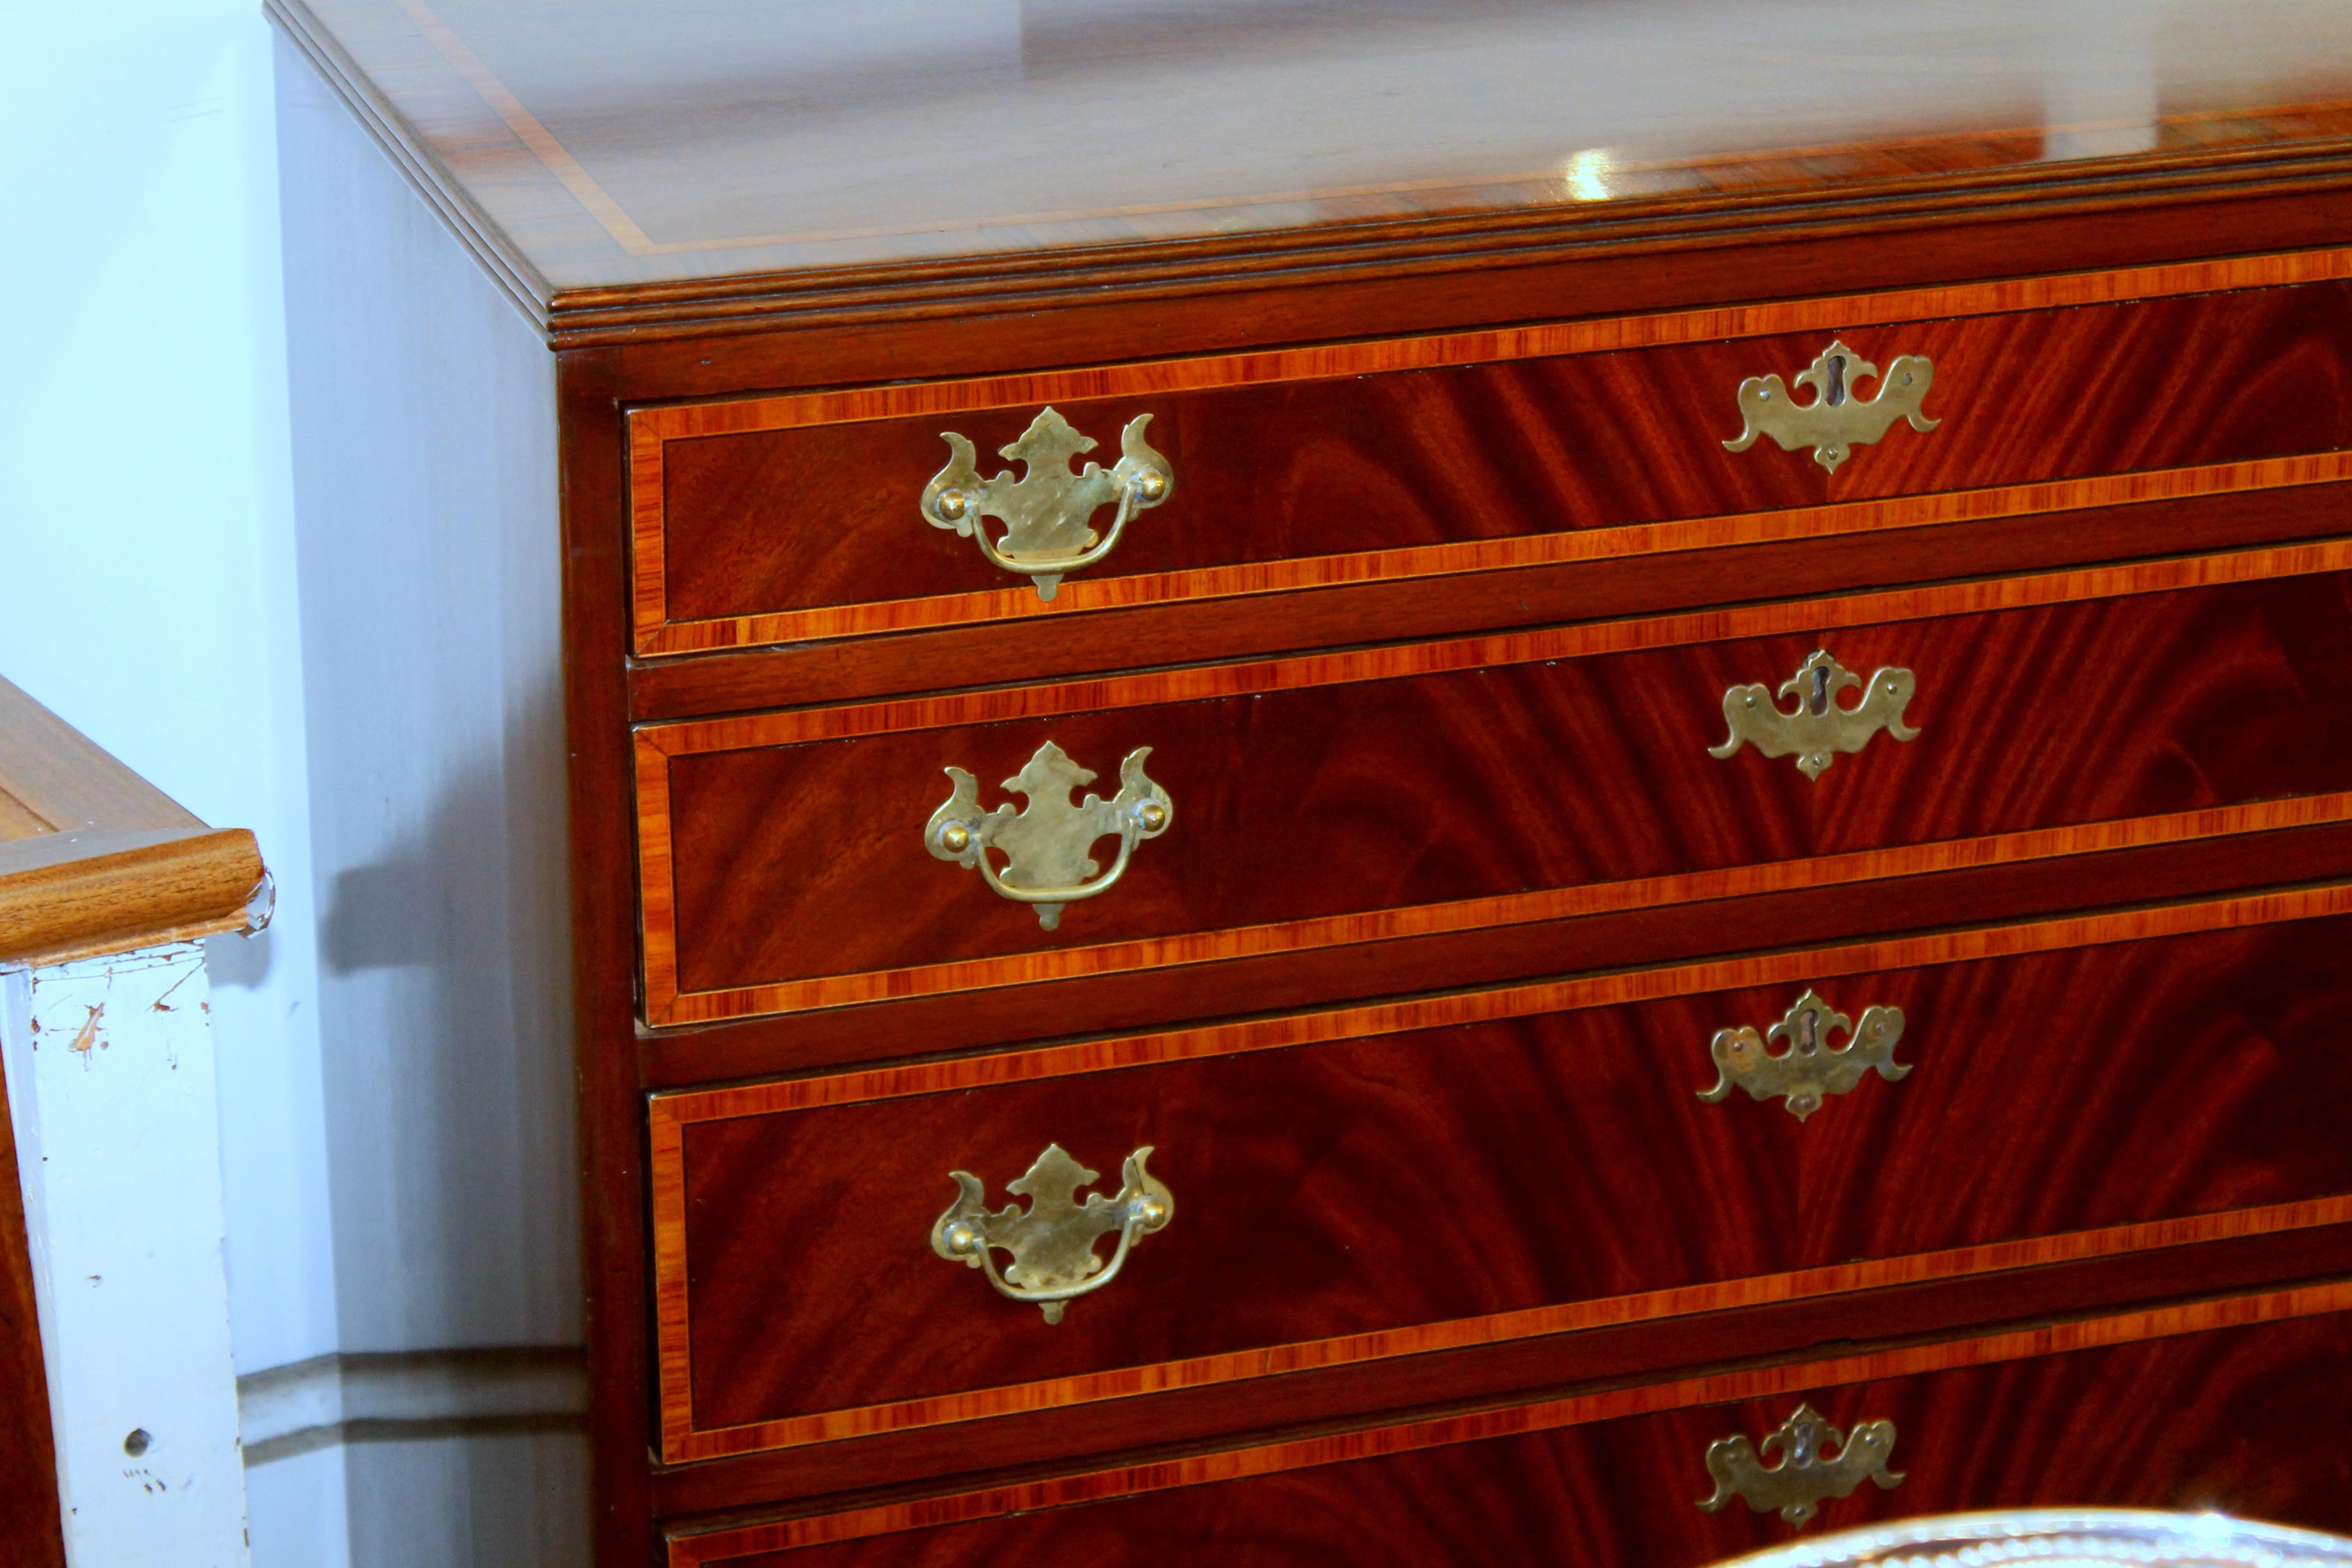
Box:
<box><xmin>0</xmin><ymin>3</ymin><xmax>563</xmax><ymax>1562</ymax></box>
<box><xmin>5</xmin><ymin>5</ymin><xmax>587</xmax><ymax>1559</ymax></box>
<box><xmin>274</xmin><ymin>42</ymin><xmax>575</xmax><ymax>1363</ymax></box>
<box><xmin>1</xmin><ymin>0</ymin><xmax>339</xmax><ymax>1386</ymax></box>
<box><xmin>272</xmin><ymin>35</ymin><xmax>587</xmax><ymax>1560</ymax></box>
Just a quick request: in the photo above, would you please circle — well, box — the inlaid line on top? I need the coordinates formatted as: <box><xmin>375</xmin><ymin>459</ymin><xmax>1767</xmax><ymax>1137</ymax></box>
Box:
<box><xmin>645</xmin><ymin>882</ymin><xmax>2352</xmax><ymax>1464</ymax></box>
<box><xmin>351</xmin><ymin>7</ymin><xmax>2352</xmax><ymax>267</ymax></box>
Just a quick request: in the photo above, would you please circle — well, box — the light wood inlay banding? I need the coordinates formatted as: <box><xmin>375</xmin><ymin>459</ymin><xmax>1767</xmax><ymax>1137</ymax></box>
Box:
<box><xmin>664</xmin><ymin>1282</ymin><xmax>2352</xmax><ymax>1562</ymax></box>
<box><xmin>648</xmin><ymin>881</ymin><xmax>2352</xmax><ymax>1463</ymax></box>
<box><xmin>634</xmin><ymin>540</ymin><xmax>2352</xmax><ymax>1026</ymax></box>
<box><xmin>628</xmin><ymin>248</ymin><xmax>2352</xmax><ymax>656</ymax></box>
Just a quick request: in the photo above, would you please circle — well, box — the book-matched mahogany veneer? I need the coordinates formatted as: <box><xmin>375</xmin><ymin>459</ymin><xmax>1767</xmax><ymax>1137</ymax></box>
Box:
<box><xmin>631</xmin><ymin>259</ymin><xmax>2352</xmax><ymax>658</ymax></box>
<box><xmin>668</xmin><ymin>1291</ymin><xmax>2352</xmax><ymax>1566</ymax></box>
<box><xmin>653</xmin><ymin>889</ymin><xmax>2352</xmax><ymax>1467</ymax></box>
<box><xmin>637</xmin><ymin>554</ymin><xmax>2352</xmax><ymax>1028</ymax></box>
<box><xmin>616</xmin><ymin>287</ymin><xmax>2352</xmax><ymax>1546</ymax></box>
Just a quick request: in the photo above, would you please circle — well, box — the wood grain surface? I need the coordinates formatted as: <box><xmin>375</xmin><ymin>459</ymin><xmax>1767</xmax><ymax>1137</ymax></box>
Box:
<box><xmin>0</xmin><ymin>677</ymin><xmax>265</xmax><ymax>967</ymax></box>
<box><xmin>0</xmin><ymin>1049</ymin><xmax>63</xmax><ymax>1567</ymax></box>
<box><xmin>640</xmin><ymin>810</ymin><xmax>2352</xmax><ymax>1094</ymax></box>
<box><xmin>652</xmin><ymin>891</ymin><xmax>2352</xmax><ymax>1462</ymax></box>
<box><xmin>0</xmin><ymin>676</ymin><xmax>205</xmax><ymax>840</ymax></box>
<box><xmin>632</xmin><ymin>260</ymin><xmax>2352</xmax><ymax>653</ymax></box>
<box><xmin>558</xmin><ymin>349</ymin><xmax>661</xmax><ymax>1567</ymax></box>
<box><xmin>627</xmin><ymin>472</ymin><xmax>2352</xmax><ymax>721</ymax></box>
<box><xmin>650</xmin><ymin>1221</ymin><xmax>2352</xmax><ymax>1521</ymax></box>
<box><xmin>442</xmin><ymin>21</ymin><xmax>2352</xmax><ymax>1553</ymax></box>
<box><xmin>265</xmin><ymin>0</ymin><xmax>2352</xmax><ymax>341</ymax></box>
<box><xmin>668</xmin><ymin>1286</ymin><xmax>2352</xmax><ymax>1565</ymax></box>
<box><xmin>639</xmin><ymin>557</ymin><xmax>2352</xmax><ymax>1025</ymax></box>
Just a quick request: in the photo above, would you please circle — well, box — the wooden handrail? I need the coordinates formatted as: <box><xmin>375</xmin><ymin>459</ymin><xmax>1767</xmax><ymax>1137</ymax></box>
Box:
<box><xmin>0</xmin><ymin>677</ymin><xmax>266</xmax><ymax>967</ymax></box>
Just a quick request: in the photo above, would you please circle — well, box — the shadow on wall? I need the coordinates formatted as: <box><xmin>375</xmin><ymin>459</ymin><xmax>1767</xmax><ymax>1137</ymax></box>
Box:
<box><xmin>304</xmin><ymin>731</ymin><xmax>587</xmax><ymax>1564</ymax></box>
<box><xmin>273</xmin><ymin>18</ymin><xmax>584</xmax><ymax>1558</ymax></box>
<box><xmin>207</xmin><ymin>925</ymin><xmax>276</xmax><ymax>988</ymax></box>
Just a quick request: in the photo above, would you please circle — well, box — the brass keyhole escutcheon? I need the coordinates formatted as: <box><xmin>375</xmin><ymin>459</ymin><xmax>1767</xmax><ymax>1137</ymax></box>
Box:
<box><xmin>1698</xmin><ymin>989</ymin><xmax>1909</xmax><ymax>1120</ymax></box>
<box><xmin>1724</xmin><ymin>339</ymin><xmax>1937</xmax><ymax>473</ymax></box>
<box><xmin>1710</xmin><ymin>649</ymin><xmax>1920</xmax><ymax>780</ymax></box>
<box><xmin>1699</xmin><ymin>1403</ymin><xmax>1904</xmax><ymax>1527</ymax></box>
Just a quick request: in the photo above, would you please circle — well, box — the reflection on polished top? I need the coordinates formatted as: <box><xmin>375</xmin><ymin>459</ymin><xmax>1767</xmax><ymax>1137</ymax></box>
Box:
<box><xmin>1718</xmin><ymin>1510</ymin><xmax>2352</xmax><ymax>1567</ymax></box>
<box><xmin>273</xmin><ymin>0</ymin><xmax>2352</xmax><ymax>302</ymax></box>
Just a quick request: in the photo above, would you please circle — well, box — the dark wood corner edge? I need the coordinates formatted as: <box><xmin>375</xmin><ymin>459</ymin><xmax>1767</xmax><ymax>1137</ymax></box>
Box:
<box><xmin>556</xmin><ymin>349</ymin><xmax>665</xmax><ymax>1568</ymax></box>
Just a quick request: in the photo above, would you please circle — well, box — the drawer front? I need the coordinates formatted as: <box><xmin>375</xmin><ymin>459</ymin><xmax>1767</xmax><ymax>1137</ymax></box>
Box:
<box><xmin>669</xmin><ymin>1289</ymin><xmax>2352</xmax><ymax>1565</ymax></box>
<box><xmin>649</xmin><ymin>889</ymin><xmax>2352</xmax><ymax>1463</ymax></box>
<box><xmin>628</xmin><ymin>254</ymin><xmax>2352</xmax><ymax>657</ymax></box>
<box><xmin>636</xmin><ymin>552</ymin><xmax>2352</xmax><ymax>1027</ymax></box>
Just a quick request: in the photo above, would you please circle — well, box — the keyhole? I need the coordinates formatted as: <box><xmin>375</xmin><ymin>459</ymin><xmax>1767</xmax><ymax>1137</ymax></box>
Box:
<box><xmin>1823</xmin><ymin>355</ymin><xmax>1847</xmax><ymax>406</ymax></box>
<box><xmin>1787</xmin><ymin>1421</ymin><xmax>1819</xmax><ymax>1465</ymax></box>
<box><xmin>1794</xmin><ymin>1009</ymin><xmax>1820</xmax><ymax>1056</ymax></box>
<box><xmin>1808</xmin><ymin>664</ymin><xmax>1832</xmax><ymax>715</ymax></box>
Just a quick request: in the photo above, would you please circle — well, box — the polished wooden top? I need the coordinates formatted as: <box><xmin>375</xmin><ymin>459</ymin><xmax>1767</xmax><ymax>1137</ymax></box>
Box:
<box><xmin>0</xmin><ymin>678</ymin><xmax>265</xmax><ymax>967</ymax></box>
<box><xmin>275</xmin><ymin>1</ymin><xmax>2352</xmax><ymax>307</ymax></box>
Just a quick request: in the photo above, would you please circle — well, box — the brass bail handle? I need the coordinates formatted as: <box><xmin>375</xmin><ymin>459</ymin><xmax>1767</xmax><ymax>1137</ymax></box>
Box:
<box><xmin>931</xmin><ymin>1144</ymin><xmax>1175</xmax><ymax>1324</ymax></box>
<box><xmin>923</xmin><ymin>405</ymin><xmax>1174</xmax><ymax>601</ymax></box>
<box><xmin>925</xmin><ymin>741</ymin><xmax>1173</xmax><ymax>931</ymax></box>
<box><xmin>1698</xmin><ymin>1403</ymin><xmax>1904</xmax><ymax>1528</ymax></box>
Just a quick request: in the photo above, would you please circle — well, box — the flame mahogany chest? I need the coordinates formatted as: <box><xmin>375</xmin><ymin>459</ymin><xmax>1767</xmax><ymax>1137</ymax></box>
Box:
<box><xmin>273</xmin><ymin>2</ymin><xmax>2352</xmax><ymax>1561</ymax></box>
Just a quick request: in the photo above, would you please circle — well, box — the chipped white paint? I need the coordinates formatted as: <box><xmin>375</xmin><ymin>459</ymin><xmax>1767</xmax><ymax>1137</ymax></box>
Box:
<box><xmin>2</xmin><ymin>945</ymin><xmax>251</xmax><ymax>1568</ymax></box>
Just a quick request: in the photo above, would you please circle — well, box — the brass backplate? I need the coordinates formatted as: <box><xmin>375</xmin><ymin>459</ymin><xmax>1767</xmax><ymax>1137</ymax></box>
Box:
<box><xmin>922</xmin><ymin>406</ymin><xmax>1173</xmax><ymax>598</ymax></box>
<box><xmin>925</xmin><ymin>741</ymin><xmax>1172</xmax><ymax>930</ymax></box>
<box><xmin>930</xmin><ymin>1144</ymin><xmax>1174</xmax><ymax>1324</ymax></box>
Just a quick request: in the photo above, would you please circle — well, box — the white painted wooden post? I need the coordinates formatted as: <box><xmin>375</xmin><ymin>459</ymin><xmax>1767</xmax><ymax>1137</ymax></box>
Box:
<box><xmin>2</xmin><ymin>943</ymin><xmax>252</xmax><ymax>1568</ymax></box>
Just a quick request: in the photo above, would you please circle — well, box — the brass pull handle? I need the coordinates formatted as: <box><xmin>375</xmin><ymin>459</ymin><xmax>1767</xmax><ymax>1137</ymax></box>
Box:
<box><xmin>932</xmin><ymin>1144</ymin><xmax>1174</xmax><ymax>1324</ymax></box>
<box><xmin>1698</xmin><ymin>989</ymin><xmax>1908</xmax><ymax>1120</ymax></box>
<box><xmin>923</xmin><ymin>406</ymin><xmax>1174</xmax><ymax>600</ymax></box>
<box><xmin>1698</xmin><ymin>1403</ymin><xmax>1904</xmax><ymax>1528</ymax></box>
<box><xmin>1723</xmin><ymin>339</ymin><xmax>1937</xmax><ymax>473</ymax></box>
<box><xmin>1710</xmin><ymin>648</ymin><xmax>1919</xmax><ymax>780</ymax></box>
<box><xmin>926</xmin><ymin>741</ymin><xmax>1172</xmax><ymax>931</ymax></box>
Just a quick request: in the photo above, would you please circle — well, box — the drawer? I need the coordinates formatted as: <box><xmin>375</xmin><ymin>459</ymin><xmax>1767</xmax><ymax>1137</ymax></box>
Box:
<box><xmin>635</xmin><ymin>549</ymin><xmax>2352</xmax><ymax>1028</ymax></box>
<box><xmin>627</xmin><ymin>257</ymin><xmax>2352</xmax><ymax>657</ymax></box>
<box><xmin>649</xmin><ymin>888</ymin><xmax>2352</xmax><ymax>1465</ymax></box>
<box><xmin>666</xmin><ymin>1289</ymin><xmax>2352</xmax><ymax>1565</ymax></box>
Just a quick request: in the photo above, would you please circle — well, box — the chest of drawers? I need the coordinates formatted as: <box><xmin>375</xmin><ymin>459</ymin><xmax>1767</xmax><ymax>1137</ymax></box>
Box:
<box><xmin>270</xmin><ymin>2</ymin><xmax>2352</xmax><ymax>1560</ymax></box>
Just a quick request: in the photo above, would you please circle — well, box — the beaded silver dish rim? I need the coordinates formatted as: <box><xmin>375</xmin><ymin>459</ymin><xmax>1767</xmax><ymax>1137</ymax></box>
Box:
<box><xmin>1712</xmin><ymin>1510</ymin><xmax>2352</xmax><ymax>1568</ymax></box>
